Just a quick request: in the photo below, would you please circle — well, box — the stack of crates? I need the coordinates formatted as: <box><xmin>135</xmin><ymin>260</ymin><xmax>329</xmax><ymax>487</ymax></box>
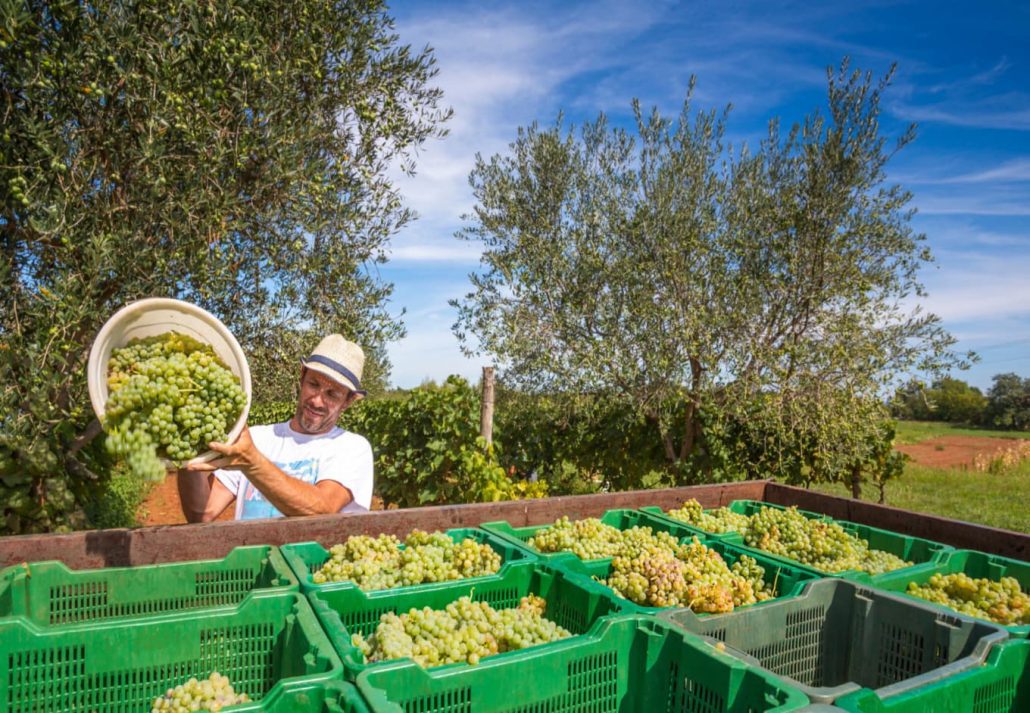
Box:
<box><xmin>0</xmin><ymin>546</ymin><xmax>358</xmax><ymax>712</ymax></box>
<box><xmin>1</xmin><ymin>501</ymin><xmax>1026</xmax><ymax>712</ymax></box>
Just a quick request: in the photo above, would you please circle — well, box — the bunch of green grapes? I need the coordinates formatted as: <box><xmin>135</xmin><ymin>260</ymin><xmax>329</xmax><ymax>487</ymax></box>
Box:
<box><xmin>150</xmin><ymin>672</ymin><xmax>248</xmax><ymax>713</ymax></box>
<box><xmin>906</xmin><ymin>573</ymin><xmax>1029</xmax><ymax>626</ymax></box>
<box><xmin>352</xmin><ymin>594</ymin><xmax>571</xmax><ymax>667</ymax></box>
<box><xmin>311</xmin><ymin>530</ymin><xmax>502</xmax><ymax>590</ymax></box>
<box><xmin>664</xmin><ymin>499</ymin><xmax>750</xmax><ymax>534</ymax></box>
<box><xmin>744</xmin><ymin>506</ymin><xmax>909</xmax><ymax>575</ymax></box>
<box><xmin>528</xmin><ymin>516</ymin><xmax>626</xmax><ymax>559</ymax></box>
<box><xmin>103</xmin><ymin>332</ymin><xmax>246</xmax><ymax>481</ymax></box>
<box><xmin>605</xmin><ymin>536</ymin><xmax>773</xmax><ymax>612</ymax></box>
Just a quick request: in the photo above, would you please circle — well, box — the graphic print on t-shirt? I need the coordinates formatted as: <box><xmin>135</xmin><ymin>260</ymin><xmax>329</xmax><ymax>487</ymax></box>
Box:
<box><xmin>240</xmin><ymin>458</ymin><xmax>319</xmax><ymax>520</ymax></box>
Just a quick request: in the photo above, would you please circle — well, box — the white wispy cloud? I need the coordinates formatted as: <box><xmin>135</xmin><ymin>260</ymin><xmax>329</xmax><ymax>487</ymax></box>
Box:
<box><xmin>388</xmin><ymin>241</ymin><xmax>483</xmax><ymax>263</ymax></box>
<box><xmin>936</xmin><ymin>158</ymin><xmax>1030</xmax><ymax>184</ymax></box>
<box><xmin>927</xmin><ymin>57</ymin><xmax>1013</xmax><ymax>95</ymax></box>
<box><xmin>918</xmin><ymin>252</ymin><xmax>1030</xmax><ymax>322</ymax></box>
<box><xmin>889</xmin><ymin>98</ymin><xmax>1030</xmax><ymax>131</ymax></box>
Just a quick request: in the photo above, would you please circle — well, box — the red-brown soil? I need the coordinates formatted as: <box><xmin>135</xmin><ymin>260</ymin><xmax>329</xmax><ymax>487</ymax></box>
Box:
<box><xmin>140</xmin><ymin>474</ymin><xmax>232</xmax><ymax>526</ymax></box>
<box><xmin>895</xmin><ymin>436</ymin><xmax>1029</xmax><ymax>469</ymax></box>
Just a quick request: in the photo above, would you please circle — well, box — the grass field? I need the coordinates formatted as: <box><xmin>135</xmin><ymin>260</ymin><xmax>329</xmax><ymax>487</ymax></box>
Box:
<box><xmin>808</xmin><ymin>459</ymin><xmax>1030</xmax><ymax>534</ymax></box>
<box><xmin>893</xmin><ymin>420</ymin><xmax>1030</xmax><ymax>445</ymax></box>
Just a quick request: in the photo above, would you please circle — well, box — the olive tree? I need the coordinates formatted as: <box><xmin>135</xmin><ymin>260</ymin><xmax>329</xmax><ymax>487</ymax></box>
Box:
<box><xmin>0</xmin><ymin>0</ymin><xmax>450</xmax><ymax>532</ymax></box>
<box><xmin>453</xmin><ymin>61</ymin><xmax>967</xmax><ymax>487</ymax></box>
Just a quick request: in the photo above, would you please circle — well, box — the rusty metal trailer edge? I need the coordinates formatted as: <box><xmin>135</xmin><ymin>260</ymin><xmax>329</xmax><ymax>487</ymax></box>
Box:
<box><xmin>1</xmin><ymin>480</ymin><xmax>1026</xmax><ymax>568</ymax></box>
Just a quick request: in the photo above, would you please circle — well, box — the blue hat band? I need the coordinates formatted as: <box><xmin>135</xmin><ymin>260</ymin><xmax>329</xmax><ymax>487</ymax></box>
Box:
<box><xmin>303</xmin><ymin>354</ymin><xmax>366</xmax><ymax>395</ymax></box>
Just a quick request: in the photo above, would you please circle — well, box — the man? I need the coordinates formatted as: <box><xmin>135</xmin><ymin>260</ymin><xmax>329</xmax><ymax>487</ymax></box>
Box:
<box><xmin>178</xmin><ymin>334</ymin><xmax>373</xmax><ymax>522</ymax></box>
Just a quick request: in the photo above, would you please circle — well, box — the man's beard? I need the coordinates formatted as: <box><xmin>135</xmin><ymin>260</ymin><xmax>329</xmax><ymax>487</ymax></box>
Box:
<box><xmin>297</xmin><ymin>404</ymin><xmax>331</xmax><ymax>433</ymax></box>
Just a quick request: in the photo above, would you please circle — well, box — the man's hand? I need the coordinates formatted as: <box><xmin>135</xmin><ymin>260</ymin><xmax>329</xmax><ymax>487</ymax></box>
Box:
<box><xmin>185</xmin><ymin>426</ymin><xmax>263</xmax><ymax>475</ymax></box>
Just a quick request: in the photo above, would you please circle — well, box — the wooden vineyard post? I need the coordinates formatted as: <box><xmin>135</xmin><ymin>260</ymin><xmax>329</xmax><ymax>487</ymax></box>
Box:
<box><xmin>480</xmin><ymin>366</ymin><xmax>495</xmax><ymax>446</ymax></box>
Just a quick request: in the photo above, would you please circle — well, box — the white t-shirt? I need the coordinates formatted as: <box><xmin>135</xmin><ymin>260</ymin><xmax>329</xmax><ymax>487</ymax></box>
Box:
<box><xmin>214</xmin><ymin>421</ymin><xmax>373</xmax><ymax>520</ymax></box>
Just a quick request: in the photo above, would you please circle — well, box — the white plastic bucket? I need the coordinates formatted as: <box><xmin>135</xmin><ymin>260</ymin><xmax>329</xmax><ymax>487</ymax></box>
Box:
<box><xmin>87</xmin><ymin>297</ymin><xmax>252</xmax><ymax>464</ymax></box>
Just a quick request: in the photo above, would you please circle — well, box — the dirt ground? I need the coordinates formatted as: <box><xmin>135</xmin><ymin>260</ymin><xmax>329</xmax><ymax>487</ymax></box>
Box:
<box><xmin>895</xmin><ymin>435</ymin><xmax>1029</xmax><ymax>469</ymax></box>
<box><xmin>141</xmin><ymin>474</ymin><xmax>232</xmax><ymax>526</ymax></box>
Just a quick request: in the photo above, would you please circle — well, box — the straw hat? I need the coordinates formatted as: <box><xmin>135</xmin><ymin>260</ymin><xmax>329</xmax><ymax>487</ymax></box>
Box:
<box><xmin>301</xmin><ymin>334</ymin><xmax>367</xmax><ymax>398</ymax></box>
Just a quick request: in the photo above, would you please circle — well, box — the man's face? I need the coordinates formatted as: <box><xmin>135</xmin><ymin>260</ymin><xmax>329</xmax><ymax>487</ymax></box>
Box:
<box><xmin>294</xmin><ymin>368</ymin><xmax>354</xmax><ymax>434</ymax></box>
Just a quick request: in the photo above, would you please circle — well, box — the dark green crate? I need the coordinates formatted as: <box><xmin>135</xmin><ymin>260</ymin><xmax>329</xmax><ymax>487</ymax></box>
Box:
<box><xmin>280</xmin><ymin>527</ymin><xmax>535</xmax><ymax>594</ymax></box>
<box><xmin>0</xmin><ymin>592</ymin><xmax>342</xmax><ymax>712</ymax></box>
<box><xmin>868</xmin><ymin>549</ymin><xmax>1030</xmax><ymax>638</ymax></box>
<box><xmin>658</xmin><ymin>577</ymin><xmax>1009</xmax><ymax>705</ymax></box>
<box><xmin>719</xmin><ymin>507</ymin><xmax>953</xmax><ymax>583</ymax></box>
<box><xmin>479</xmin><ymin>508</ymin><xmax>712</xmax><ymax>563</ymax></box>
<box><xmin>551</xmin><ymin>537</ymin><xmax>822</xmax><ymax>616</ymax></box>
<box><xmin>355</xmin><ymin>615</ymin><xmax>812</xmax><ymax>713</ymax></box>
<box><xmin>833</xmin><ymin>638</ymin><xmax>1030</xmax><ymax>713</ymax></box>
<box><xmin>307</xmin><ymin>560</ymin><xmax>630</xmax><ymax>681</ymax></box>
<box><xmin>0</xmin><ymin>545</ymin><xmax>297</xmax><ymax>626</ymax></box>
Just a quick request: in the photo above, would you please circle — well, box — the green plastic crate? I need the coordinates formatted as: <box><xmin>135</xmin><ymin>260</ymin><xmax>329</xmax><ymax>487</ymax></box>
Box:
<box><xmin>479</xmin><ymin>508</ymin><xmax>711</xmax><ymax>563</ymax></box>
<box><xmin>833</xmin><ymin>638</ymin><xmax>1030</xmax><ymax>713</ymax></box>
<box><xmin>551</xmin><ymin>537</ymin><xmax>823</xmax><ymax>616</ymax></box>
<box><xmin>280</xmin><ymin>527</ymin><xmax>535</xmax><ymax>594</ymax></box>
<box><xmin>639</xmin><ymin>499</ymin><xmax>829</xmax><ymax>541</ymax></box>
<box><xmin>643</xmin><ymin>501</ymin><xmax>954</xmax><ymax>585</ymax></box>
<box><xmin>355</xmin><ymin>615</ymin><xmax>812</xmax><ymax>712</ymax></box>
<box><xmin>868</xmin><ymin>549</ymin><xmax>1030</xmax><ymax>638</ymax></box>
<box><xmin>0</xmin><ymin>592</ymin><xmax>342</xmax><ymax>712</ymax></box>
<box><xmin>725</xmin><ymin>512</ymin><xmax>953</xmax><ymax>584</ymax></box>
<box><xmin>658</xmin><ymin>577</ymin><xmax>1010</xmax><ymax>705</ymax></box>
<box><xmin>307</xmin><ymin>560</ymin><xmax>630</xmax><ymax>680</ymax></box>
<box><xmin>0</xmin><ymin>545</ymin><xmax>298</xmax><ymax>626</ymax></box>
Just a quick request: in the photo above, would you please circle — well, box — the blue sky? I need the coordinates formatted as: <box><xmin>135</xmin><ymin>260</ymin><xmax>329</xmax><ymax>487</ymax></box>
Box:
<box><xmin>377</xmin><ymin>0</ymin><xmax>1030</xmax><ymax>394</ymax></box>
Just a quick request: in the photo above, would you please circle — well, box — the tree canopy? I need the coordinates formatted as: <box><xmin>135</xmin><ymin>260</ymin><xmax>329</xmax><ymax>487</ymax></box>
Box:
<box><xmin>0</xmin><ymin>0</ymin><xmax>450</xmax><ymax>532</ymax></box>
<box><xmin>453</xmin><ymin>60</ymin><xmax>967</xmax><ymax>485</ymax></box>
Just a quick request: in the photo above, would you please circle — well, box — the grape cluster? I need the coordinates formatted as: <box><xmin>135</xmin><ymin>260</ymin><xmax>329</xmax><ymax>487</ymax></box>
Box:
<box><xmin>663</xmin><ymin>499</ymin><xmax>750</xmax><ymax>534</ymax></box>
<box><xmin>103</xmin><ymin>332</ymin><xmax>246</xmax><ymax>481</ymax></box>
<box><xmin>529</xmin><ymin>517</ymin><xmax>772</xmax><ymax>612</ymax></box>
<box><xmin>605</xmin><ymin>536</ymin><xmax>773</xmax><ymax>612</ymax></box>
<box><xmin>352</xmin><ymin>594</ymin><xmax>571</xmax><ymax>667</ymax></box>
<box><xmin>744</xmin><ymin>506</ymin><xmax>910</xmax><ymax>575</ymax></box>
<box><xmin>312</xmin><ymin>530</ymin><xmax>502</xmax><ymax>590</ymax></box>
<box><xmin>906</xmin><ymin>573</ymin><xmax>1029</xmax><ymax>626</ymax></box>
<box><xmin>150</xmin><ymin>672</ymin><xmax>248</xmax><ymax>713</ymax></box>
<box><xmin>528</xmin><ymin>516</ymin><xmax>626</xmax><ymax>559</ymax></box>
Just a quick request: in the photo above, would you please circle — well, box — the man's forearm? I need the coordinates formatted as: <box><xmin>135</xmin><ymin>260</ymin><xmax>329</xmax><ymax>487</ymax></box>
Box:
<box><xmin>244</xmin><ymin>452</ymin><xmax>346</xmax><ymax>516</ymax></box>
<box><xmin>177</xmin><ymin>469</ymin><xmax>212</xmax><ymax>522</ymax></box>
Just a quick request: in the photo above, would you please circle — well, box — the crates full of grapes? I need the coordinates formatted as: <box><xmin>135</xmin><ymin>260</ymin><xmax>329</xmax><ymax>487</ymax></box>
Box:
<box><xmin>354</xmin><ymin>615</ymin><xmax>812</xmax><ymax>713</ymax></box>
<box><xmin>307</xmin><ymin>560</ymin><xmax>631</xmax><ymax>681</ymax></box>
<box><xmin>0</xmin><ymin>593</ymin><xmax>342</xmax><ymax>712</ymax></box>
<box><xmin>640</xmin><ymin>499</ymin><xmax>829</xmax><ymax>540</ymax></box>
<box><xmin>479</xmin><ymin>508</ymin><xmax>714</xmax><ymax>564</ymax></box>
<box><xmin>549</xmin><ymin>536</ymin><xmax>823</xmax><ymax>617</ymax></box>
<box><xmin>0</xmin><ymin>546</ymin><xmax>297</xmax><ymax>626</ymax></box>
<box><xmin>867</xmin><ymin>549</ymin><xmax>1030</xmax><ymax>638</ymax></box>
<box><xmin>279</xmin><ymin>527</ymin><xmax>536</xmax><ymax>595</ymax></box>
<box><xmin>648</xmin><ymin>499</ymin><xmax>954</xmax><ymax>583</ymax></box>
<box><xmin>657</xmin><ymin>578</ymin><xmax>1010</xmax><ymax>705</ymax></box>
<box><xmin>87</xmin><ymin>297</ymin><xmax>252</xmax><ymax>481</ymax></box>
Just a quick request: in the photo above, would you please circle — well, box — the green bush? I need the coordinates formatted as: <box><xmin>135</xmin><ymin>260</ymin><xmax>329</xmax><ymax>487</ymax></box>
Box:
<box><xmin>83</xmin><ymin>462</ymin><xmax>155</xmax><ymax>530</ymax></box>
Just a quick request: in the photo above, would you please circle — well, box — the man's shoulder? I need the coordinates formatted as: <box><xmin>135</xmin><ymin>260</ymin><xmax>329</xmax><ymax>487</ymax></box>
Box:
<box><xmin>249</xmin><ymin>422</ymin><xmax>287</xmax><ymax>442</ymax></box>
<box><xmin>330</xmin><ymin>429</ymin><xmax>373</xmax><ymax>454</ymax></box>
